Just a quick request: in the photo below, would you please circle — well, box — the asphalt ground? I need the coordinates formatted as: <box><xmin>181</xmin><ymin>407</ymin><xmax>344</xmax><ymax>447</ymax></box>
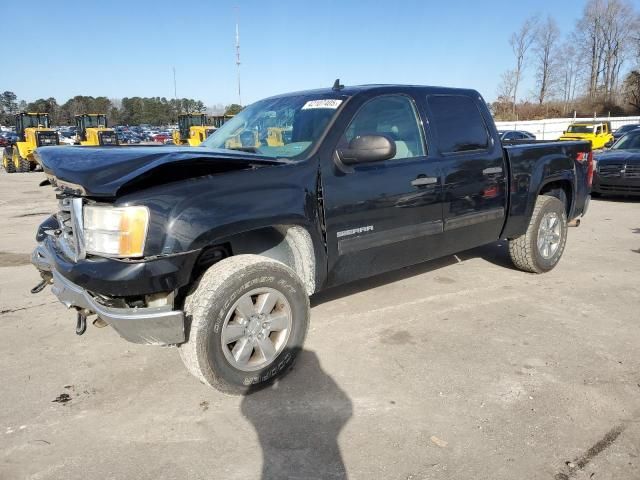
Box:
<box><xmin>0</xmin><ymin>170</ymin><xmax>638</xmax><ymax>480</ymax></box>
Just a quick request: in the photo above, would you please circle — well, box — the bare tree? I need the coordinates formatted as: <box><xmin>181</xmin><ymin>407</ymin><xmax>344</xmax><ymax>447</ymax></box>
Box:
<box><xmin>603</xmin><ymin>0</ymin><xmax>639</xmax><ymax>100</ymax></box>
<box><xmin>576</xmin><ymin>0</ymin><xmax>640</xmax><ymax>100</ymax></box>
<box><xmin>509</xmin><ymin>16</ymin><xmax>538</xmax><ymax>114</ymax></box>
<box><xmin>534</xmin><ymin>16</ymin><xmax>561</xmax><ymax>104</ymax></box>
<box><xmin>497</xmin><ymin>69</ymin><xmax>517</xmax><ymax>100</ymax></box>
<box><xmin>558</xmin><ymin>40</ymin><xmax>581</xmax><ymax>114</ymax></box>
<box><xmin>623</xmin><ymin>70</ymin><xmax>640</xmax><ymax>111</ymax></box>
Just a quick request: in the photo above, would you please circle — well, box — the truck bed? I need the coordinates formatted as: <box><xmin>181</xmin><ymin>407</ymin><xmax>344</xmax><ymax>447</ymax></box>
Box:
<box><xmin>501</xmin><ymin>140</ymin><xmax>592</xmax><ymax>239</ymax></box>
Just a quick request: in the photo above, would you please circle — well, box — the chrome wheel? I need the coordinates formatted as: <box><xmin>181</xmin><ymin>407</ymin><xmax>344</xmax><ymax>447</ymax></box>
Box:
<box><xmin>537</xmin><ymin>212</ymin><xmax>561</xmax><ymax>259</ymax></box>
<box><xmin>220</xmin><ymin>287</ymin><xmax>292</xmax><ymax>372</ymax></box>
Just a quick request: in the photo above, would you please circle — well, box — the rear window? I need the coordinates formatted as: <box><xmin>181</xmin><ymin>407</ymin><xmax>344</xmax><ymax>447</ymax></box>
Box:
<box><xmin>427</xmin><ymin>95</ymin><xmax>489</xmax><ymax>154</ymax></box>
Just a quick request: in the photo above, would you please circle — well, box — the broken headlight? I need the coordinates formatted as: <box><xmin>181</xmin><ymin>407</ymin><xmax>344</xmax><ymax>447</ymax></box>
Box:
<box><xmin>84</xmin><ymin>205</ymin><xmax>149</xmax><ymax>258</ymax></box>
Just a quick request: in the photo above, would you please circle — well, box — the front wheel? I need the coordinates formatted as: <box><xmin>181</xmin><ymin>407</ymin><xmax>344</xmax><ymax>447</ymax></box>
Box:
<box><xmin>508</xmin><ymin>195</ymin><xmax>568</xmax><ymax>273</ymax></box>
<box><xmin>2</xmin><ymin>148</ymin><xmax>15</xmax><ymax>173</ymax></box>
<box><xmin>13</xmin><ymin>148</ymin><xmax>30</xmax><ymax>172</ymax></box>
<box><xmin>179</xmin><ymin>254</ymin><xmax>310</xmax><ymax>394</ymax></box>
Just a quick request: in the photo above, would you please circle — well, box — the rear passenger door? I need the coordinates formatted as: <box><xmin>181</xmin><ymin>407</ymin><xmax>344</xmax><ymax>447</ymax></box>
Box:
<box><xmin>422</xmin><ymin>94</ymin><xmax>507</xmax><ymax>253</ymax></box>
<box><xmin>322</xmin><ymin>93</ymin><xmax>443</xmax><ymax>286</ymax></box>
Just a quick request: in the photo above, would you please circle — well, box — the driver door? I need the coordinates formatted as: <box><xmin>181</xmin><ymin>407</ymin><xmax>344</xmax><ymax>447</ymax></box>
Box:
<box><xmin>321</xmin><ymin>93</ymin><xmax>444</xmax><ymax>286</ymax></box>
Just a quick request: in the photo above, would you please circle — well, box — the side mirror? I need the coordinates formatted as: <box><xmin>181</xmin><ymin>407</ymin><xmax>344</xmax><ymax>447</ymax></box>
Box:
<box><xmin>339</xmin><ymin>134</ymin><xmax>396</xmax><ymax>165</ymax></box>
<box><xmin>604</xmin><ymin>141</ymin><xmax>613</xmax><ymax>148</ymax></box>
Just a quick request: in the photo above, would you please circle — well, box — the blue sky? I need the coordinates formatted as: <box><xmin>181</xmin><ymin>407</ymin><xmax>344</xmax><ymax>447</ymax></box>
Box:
<box><xmin>3</xmin><ymin>0</ymin><xmax>590</xmax><ymax>106</ymax></box>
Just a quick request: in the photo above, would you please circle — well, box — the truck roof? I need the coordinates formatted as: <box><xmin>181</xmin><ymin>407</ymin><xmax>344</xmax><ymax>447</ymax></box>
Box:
<box><xmin>267</xmin><ymin>84</ymin><xmax>482</xmax><ymax>100</ymax></box>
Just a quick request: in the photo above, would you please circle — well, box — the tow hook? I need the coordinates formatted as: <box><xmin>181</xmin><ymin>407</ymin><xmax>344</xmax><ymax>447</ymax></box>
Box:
<box><xmin>76</xmin><ymin>311</ymin><xmax>88</xmax><ymax>336</ymax></box>
<box><xmin>30</xmin><ymin>277</ymin><xmax>52</xmax><ymax>294</ymax></box>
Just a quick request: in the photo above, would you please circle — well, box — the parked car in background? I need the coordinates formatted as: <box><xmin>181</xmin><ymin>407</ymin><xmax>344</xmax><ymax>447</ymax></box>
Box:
<box><xmin>151</xmin><ymin>132</ymin><xmax>172</xmax><ymax>144</ymax></box>
<box><xmin>498</xmin><ymin>130</ymin><xmax>536</xmax><ymax>141</ymax></box>
<box><xmin>612</xmin><ymin>124</ymin><xmax>640</xmax><ymax>140</ymax></box>
<box><xmin>57</xmin><ymin>131</ymin><xmax>77</xmax><ymax>145</ymax></box>
<box><xmin>559</xmin><ymin>121</ymin><xmax>614</xmax><ymax>149</ymax></box>
<box><xmin>1</xmin><ymin>132</ymin><xmax>18</xmax><ymax>145</ymax></box>
<box><xmin>592</xmin><ymin>129</ymin><xmax>640</xmax><ymax>196</ymax></box>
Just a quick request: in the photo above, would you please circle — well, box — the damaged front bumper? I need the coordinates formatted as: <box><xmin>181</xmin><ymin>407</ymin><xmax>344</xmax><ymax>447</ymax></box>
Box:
<box><xmin>31</xmin><ymin>242</ymin><xmax>186</xmax><ymax>345</ymax></box>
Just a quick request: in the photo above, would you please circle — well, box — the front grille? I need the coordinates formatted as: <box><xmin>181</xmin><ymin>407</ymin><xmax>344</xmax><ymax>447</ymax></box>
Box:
<box><xmin>598</xmin><ymin>163</ymin><xmax>640</xmax><ymax>179</ymax></box>
<box><xmin>99</xmin><ymin>131</ymin><xmax>118</xmax><ymax>146</ymax></box>
<box><xmin>624</xmin><ymin>165</ymin><xmax>640</xmax><ymax>178</ymax></box>
<box><xmin>36</xmin><ymin>131</ymin><xmax>60</xmax><ymax>147</ymax></box>
<box><xmin>599</xmin><ymin>183</ymin><xmax>640</xmax><ymax>193</ymax></box>
<box><xmin>598</xmin><ymin>163</ymin><xmax>624</xmax><ymax>177</ymax></box>
<box><xmin>55</xmin><ymin>196</ymin><xmax>85</xmax><ymax>261</ymax></box>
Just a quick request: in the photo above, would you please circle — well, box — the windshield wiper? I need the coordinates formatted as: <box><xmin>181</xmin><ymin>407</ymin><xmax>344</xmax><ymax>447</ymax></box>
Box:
<box><xmin>225</xmin><ymin>146</ymin><xmax>260</xmax><ymax>153</ymax></box>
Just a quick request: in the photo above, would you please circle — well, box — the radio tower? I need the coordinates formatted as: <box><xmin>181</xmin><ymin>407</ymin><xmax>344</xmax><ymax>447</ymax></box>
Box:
<box><xmin>235</xmin><ymin>13</ymin><xmax>242</xmax><ymax>106</ymax></box>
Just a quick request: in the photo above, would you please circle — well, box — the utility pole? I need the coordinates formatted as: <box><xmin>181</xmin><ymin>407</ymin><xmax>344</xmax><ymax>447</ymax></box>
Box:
<box><xmin>235</xmin><ymin>9</ymin><xmax>242</xmax><ymax>106</ymax></box>
<box><xmin>172</xmin><ymin>66</ymin><xmax>178</xmax><ymax>122</ymax></box>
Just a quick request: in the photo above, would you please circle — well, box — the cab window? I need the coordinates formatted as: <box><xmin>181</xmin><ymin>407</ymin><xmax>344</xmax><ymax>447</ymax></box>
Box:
<box><xmin>427</xmin><ymin>95</ymin><xmax>489</xmax><ymax>154</ymax></box>
<box><xmin>341</xmin><ymin>95</ymin><xmax>425</xmax><ymax>160</ymax></box>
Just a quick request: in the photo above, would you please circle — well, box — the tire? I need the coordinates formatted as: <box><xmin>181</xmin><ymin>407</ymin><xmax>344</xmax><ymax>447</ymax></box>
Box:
<box><xmin>18</xmin><ymin>157</ymin><xmax>31</xmax><ymax>172</ymax></box>
<box><xmin>12</xmin><ymin>148</ymin><xmax>29</xmax><ymax>173</ymax></box>
<box><xmin>508</xmin><ymin>195</ymin><xmax>568</xmax><ymax>273</ymax></box>
<box><xmin>179</xmin><ymin>254</ymin><xmax>310</xmax><ymax>394</ymax></box>
<box><xmin>2</xmin><ymin>148</ymin><xmax>15</xmax><ymax>173</ymax></box>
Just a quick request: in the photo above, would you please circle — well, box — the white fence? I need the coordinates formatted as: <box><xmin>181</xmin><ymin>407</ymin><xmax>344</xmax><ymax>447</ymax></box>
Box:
<box><xmin>495</xmin><ymin>116</ymin><xmax>640</xmax><ymax>141</ymax></box>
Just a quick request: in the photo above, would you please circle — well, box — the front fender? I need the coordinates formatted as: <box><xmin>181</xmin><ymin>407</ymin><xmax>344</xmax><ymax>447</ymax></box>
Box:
<box><xmin>117</xmin><ymin>158</ymin><xmax>323</xmax><ymax>255</ymax></box>
<box><xmin>16</xmin><ymin>141</ymin><xmax>34</xmax><ymax>159</ymax></box>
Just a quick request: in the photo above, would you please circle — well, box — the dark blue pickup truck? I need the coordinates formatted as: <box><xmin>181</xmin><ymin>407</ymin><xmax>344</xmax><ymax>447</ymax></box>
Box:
<box><xmin>31</xmin><ymin>84</ymin><xmax>592</xmax><ymax>393</ymax></box>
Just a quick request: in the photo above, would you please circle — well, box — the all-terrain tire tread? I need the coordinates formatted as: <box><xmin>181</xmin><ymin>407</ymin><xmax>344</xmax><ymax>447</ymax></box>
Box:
<box><xmin>508</xmin><ymin>195</ymin><xmax>566</xmax><ymax>274</ymax></box>
<box><xmin>178</xmin><ymin>254</ymin><xmax>309</xmax><ymax>394</ymax></box>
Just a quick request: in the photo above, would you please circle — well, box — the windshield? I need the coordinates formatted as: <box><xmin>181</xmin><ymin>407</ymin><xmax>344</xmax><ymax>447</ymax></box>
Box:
<box><xmin>612</xmin><ymin>132</ymin><xmax>640</xmax><ymax>150</ymax></box>
<box><xmin>87</xmin><ymin>115</ymin><xmax>106</xmax><ymax>127</ymax></box>
<box><xmin>567</xmin><ymin>125</ymin><xmax>595</xmax><ymax>134</ymax></box>
<box><xmin>23</xmin><ymin>114</ymin><xmax>49</xmax><ymax>128</ymax></box>
<box><xmin>201</xmin><ymin>94</ymin><xmax>347</xmax><ymax>159</ymax></box>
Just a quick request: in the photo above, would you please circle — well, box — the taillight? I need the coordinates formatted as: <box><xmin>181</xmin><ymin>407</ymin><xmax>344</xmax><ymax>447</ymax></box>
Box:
<box><xmin>576</xmin><ymin>151</ymin><xmax>593</xmax><ymax>188</ymax></box>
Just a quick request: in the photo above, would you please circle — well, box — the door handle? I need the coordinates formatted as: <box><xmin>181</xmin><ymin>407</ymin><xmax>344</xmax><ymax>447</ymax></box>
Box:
<box><xmin>482</xmin><ymin>167</ymin><xmax>503</xmax><ymax>175</ymax></box>
<box><xmin>411</xmin><ymin>176</ymin><xmax>438</xmax><ymax>187</ymax></box>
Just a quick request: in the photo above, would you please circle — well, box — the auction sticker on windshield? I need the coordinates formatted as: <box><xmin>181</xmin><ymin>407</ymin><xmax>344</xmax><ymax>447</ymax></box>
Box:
<box><xmin>301</xmin><ymin>99</ymin><xmax>343</xmax><ymax>110</ymax></box>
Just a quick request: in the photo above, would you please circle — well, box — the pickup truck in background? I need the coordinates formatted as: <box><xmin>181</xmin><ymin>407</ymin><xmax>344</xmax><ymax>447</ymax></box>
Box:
<box><xmin>559</xmin><ymin>121</ymin><xmax>614</xmax><ymax>149</ymax></box>
<box><xmin>31</xmin><ymin>84</ymin><xmax>592</xmax><ymax>394</ymax></box>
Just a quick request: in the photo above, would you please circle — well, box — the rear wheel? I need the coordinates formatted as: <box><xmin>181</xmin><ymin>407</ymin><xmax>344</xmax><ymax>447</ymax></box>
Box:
<box><xmin>2</xmin><ymin>148</ymin><xmax>15</xmax><ymax>173</ymax></box>
<box><xmin>18</xmin><ymin>157</ymin><xmax>31</xmax><ymax>172</ymax></box>
<box><xmin>179</xmin><ymin>254</ymin><xmax>310</xmax><ymax>394</ymax></box>
<box><xmin>508</xmin><ymin>195</ymin><xmax>568</xmax><ymax>273</ymax></box>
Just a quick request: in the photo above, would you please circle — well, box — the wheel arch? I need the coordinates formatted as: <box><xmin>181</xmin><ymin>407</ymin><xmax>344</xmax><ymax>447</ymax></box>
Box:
<box><xmin>191</xmin><ymin>224</ymin><xmax>319</xmax><ymax>296</ymax></box>
<box><xmin>538</xmin><ymin>179</ymin><xmax>573</xmax><ymax>217</ymax></box>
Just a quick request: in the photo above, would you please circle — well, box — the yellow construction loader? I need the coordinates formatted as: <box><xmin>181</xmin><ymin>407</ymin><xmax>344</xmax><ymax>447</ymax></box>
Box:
<box><xmin>75</xmin><ymin>114</ymin><xmax>118</xmax><ymax>146</ymax></box>
<box><xmin>210</xmin><ymin>114</ymin><xmax>234</xmax><ymax>129</ymax></box>
<box><xmin>172</xmin><ymin>114</ymin><xmax>216</xmax><ymax>146</ymax></box>
<box><xmin>2</xmin><ymin>112</ymin><xmax>59</xmax><ymax>173</ymax></box>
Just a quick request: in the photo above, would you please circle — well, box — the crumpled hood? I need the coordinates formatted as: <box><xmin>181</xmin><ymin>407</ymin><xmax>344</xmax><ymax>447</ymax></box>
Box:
<box><xmin>594</xmin><ymin>149</ymin><xmax>640</xmax><ymax>165</ymax></box>
<box><xmin>35</xmin><ymin>145</ymin><xmax>286</xmax><ymax>197</ymax></box>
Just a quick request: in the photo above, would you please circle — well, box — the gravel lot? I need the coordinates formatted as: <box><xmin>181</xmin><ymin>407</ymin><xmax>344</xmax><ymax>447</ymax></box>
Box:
<box><xmin>0</xmin><ymin>170</ymin><xmax>638</xmax><ymax>480</ymax></box>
